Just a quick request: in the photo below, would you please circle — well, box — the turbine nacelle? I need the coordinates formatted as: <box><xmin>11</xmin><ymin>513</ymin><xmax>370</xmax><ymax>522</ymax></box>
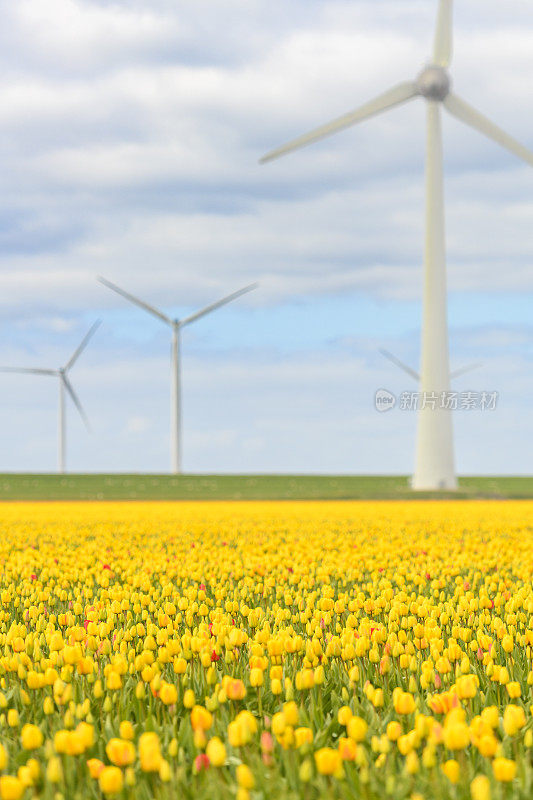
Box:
<box><xmin>416</xmin><ymin>66</ymin><xmax>451</xmax><ymax>102</ymax></box>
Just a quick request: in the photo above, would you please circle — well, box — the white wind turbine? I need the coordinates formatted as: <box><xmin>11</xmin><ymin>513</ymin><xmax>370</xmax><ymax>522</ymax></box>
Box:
<box><xmin>0</xmin><ymin>321</ymin><xmax>101</xmax><ymax>473</ymax></box>
<box><xmin>260</xmin><ymin>0</ymin><xmax>533</xmax><ymax>490</ymax></box>
<box><xmin>379</xmin><ymin>348</ymin><xmax>482</xmax><ymax>384</ymax></box>
<box><xmin>98</xmin><ymin>277</ymin><xmax>258</xmax><ymax>474</ymax></box>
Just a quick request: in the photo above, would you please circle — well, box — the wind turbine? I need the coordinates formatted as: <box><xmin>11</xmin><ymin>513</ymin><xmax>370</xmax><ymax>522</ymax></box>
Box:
<box><xmin>260</xmin><ymin>0</ymin><xmax>533</xmax><ymax>490</ymax></box>
<box><xmin>379</xmin><ymin>349</ymin><xmax>482</xmax><ymax>383</ymax></box>
<box><xmin>0</xmin><ymin>321</ymin><xmax>100</xmax><ymax>473</ymax></box>
<box><xmin>98</xmin><ymin>277</ymin><xmax>258</xmax><ymax>474</ymax></box>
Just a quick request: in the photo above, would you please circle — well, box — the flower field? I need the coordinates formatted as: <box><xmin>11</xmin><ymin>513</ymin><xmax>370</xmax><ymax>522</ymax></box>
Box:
<box><xmin>0</xmin><ymin>500</ymin><xmax>532</xmax><ymax>800</ymax></box>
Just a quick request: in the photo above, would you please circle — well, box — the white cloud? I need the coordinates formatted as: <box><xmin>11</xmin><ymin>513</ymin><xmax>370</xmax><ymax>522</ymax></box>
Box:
<box><xmin>1</xmin><ymin>0</ymin><xmax>180</xmax><ymax>74</ymax></box>
<box><xmin>126</xmin><ymin>415</ymin><xmax>152</xmax><ymax>434</ymax></box>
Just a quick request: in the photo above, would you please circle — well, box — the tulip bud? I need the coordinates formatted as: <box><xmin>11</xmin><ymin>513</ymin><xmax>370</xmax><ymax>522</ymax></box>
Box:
<box><xmin>299</xmin><ymin>759</ymin><xmax>313</xmax><ymax>783</ymax></box>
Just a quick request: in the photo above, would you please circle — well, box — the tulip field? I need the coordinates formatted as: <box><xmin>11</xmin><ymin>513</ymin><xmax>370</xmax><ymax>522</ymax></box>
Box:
<box><xmin>0</xmin><ymin>500</ymin><xmax>532</xmax><ymax>800</ymax></box>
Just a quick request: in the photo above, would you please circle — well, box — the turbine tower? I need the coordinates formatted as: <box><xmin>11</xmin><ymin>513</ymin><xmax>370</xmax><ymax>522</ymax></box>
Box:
<box><xmin>260</xmin><ymin>0</ymin><xmax>533</xmax><ymax>490</ymax></box>
<box><xmin>98</xmin><ymin>277</ymin><xmax>258</xmax><ymax>474</ymax></box>
<box><xmin>0</xmin><ymin>321</ymin><xmax>100</xmax><ymax>473</ymax></box>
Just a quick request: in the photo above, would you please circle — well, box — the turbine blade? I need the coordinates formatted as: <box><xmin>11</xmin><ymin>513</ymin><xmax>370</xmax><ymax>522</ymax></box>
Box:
<box><xmin>444</xmin><ymin>94</ymin><xmax>533</xmax><ymax>167</ymax></box>
<box><xmin>179</xmin><ymin>283</ymin><xmax>258</xmax><ymax>327</ymax></box>
<box><xmin>98</xmin><ymin>276</ymin><xmax>172</xmax><ymax>326</ymax></box>
<box><xmin>259</xmin><ymin>82</ymin><xmax>418</xmax><ymax>164</ymax></box>
<box><xmin>62</xmin><ymin>375</ymin><xmax>90</xmax><ymax>431</ymax></box>
<box><xmin>0</xmin><ymin>367</ymin><xmax>57</xmax><ymax>376</ymax></box>
<box><xmin>65</xmin><ymin>320</ymin><xmax>101</xmax><ymax>371</ymax></box>
<box><xmin>433</xmin><ymin>0</ymin><xmax>453</xmax><ymax>67</ymax></box>
<box><xmin>450</xmin><ymin>362</ymin><xmax>483</xmax><ymax>380</ymax></box>
<box><xmin>379</xmin><ymin>349</ymin><xmax>419</xmax><ymax>382</ymax></box>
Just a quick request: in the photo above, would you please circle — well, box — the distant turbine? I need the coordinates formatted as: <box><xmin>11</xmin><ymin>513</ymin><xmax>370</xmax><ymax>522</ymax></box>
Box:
<box><xmin>98</xmin><ymin>277</ymin><xmax>258</xmax><ymax>474</ymax></box>
<box><xmin>260</xmin><ymin>0</ymin><xmax>533</xmax><ymax>490</ymax></box>
<box><xmin>0</xmin><ymin>321</ymin><xmax>101</xmax><ymax>473</ymax></box>
<box><xmin>379</xmin><ymin>348</ymin><xmax>482</xmax><ymax>382</ymax></box>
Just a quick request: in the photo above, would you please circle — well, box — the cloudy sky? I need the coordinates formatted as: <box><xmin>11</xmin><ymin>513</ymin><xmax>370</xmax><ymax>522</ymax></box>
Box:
<box><xmin>0</xmin><ymin>0</ymin><xmax>532</xmax><ymax>475</ymax></box>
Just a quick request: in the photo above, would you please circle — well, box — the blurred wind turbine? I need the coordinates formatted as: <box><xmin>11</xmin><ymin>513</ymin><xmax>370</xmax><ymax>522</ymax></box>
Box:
<box><xmin>260</xmin><ymin>0</ymin><xmax>533</xmax><ymax>490</ymax></box>
<box><xmin>98</xmin><ymin>277</ymin><xmax>258</xmax><ymax>474</ymax></box>
<box><xmin>379</xmin><ymin>349</ymin><xmax>482</xmax><ymax>383</ymax></box>
<box><xmin>0</xmin><ymin>321</ymin><xmax>100</xmax><ymax>473</ymax></box>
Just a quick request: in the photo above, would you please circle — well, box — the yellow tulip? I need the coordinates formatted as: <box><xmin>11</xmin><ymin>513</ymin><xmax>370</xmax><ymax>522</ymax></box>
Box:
<box><xmin>20</xmin><ymin>724</ymin><xmax>43</xmax><ymax>750</ymax></box>
<box><xmin>206</xmin><ymin>737</ymin><xmax>226</xmax><ymax>767</ymax></box>
<box><xmin>119</xmin><ymin>720</ymin><xmax>134</xmax><ymax>740</ymax></box>
<box><xmin>0</xmin><ymin>776</ymin><xmax>24</xmax><ymax>800</ymax></box>
<box><xmin>159</xmin><ymin>682</ymin><xmax>178</xmax><ymax>705</ymax></box>
<box><xmin>106</xmin><ymin>738</ymin><xmax>135</xmax><ymax>766</ymax></box>
<box><xmin>503</xmin><ymin>705</ymin><xmax>526</xmax><ymax>736</ymax></box>
<box><xmin>441</xmin><ymin>759</ymin><xmax>460</xmax><ymax>784</ymax></box>
<box><xmin>493</xmin><ymin>758</ymin><xmax>516</xmax><ymax>782</ymax></box>
<box><xmin>6</xmin><ymin>711</ymin><xmax>18</xmax><ymax>729</ymax></box>
<box><xmin>347</xmin><ymin>716</ymin><xmax>368</xmax><ymax>742</ymax></box>
<box><xmin>99</xmin><ymin>766</ymin><xmax>123</xmax><ymax>796</ymax></box>
<box><xmin>139</xmin><ymin>732</ymin><xmax>162</xmax><ymax>773</ymax></box>
<box><xmin>236</xmin><ymin>764</ymin><xmax>255</xmax><ymax>789</ymax></box>
<box><xmin>314</xmin><ymin>747</ymin><xmax>342</xmax><ymax>776</ymax></box>
<box><xmin>393</xmin><ymin>690</ymin><xmax>415</xmax><ymax>715</ymax></box>
<box><xmin>250</xmin><ymin>668</ymin><xmax>264</xmax><ymax>687</ymax></box>
<box><xmin>471</xmin><ymin>775</ymin><xmax>491</xmax><ymax>800</ymax></box>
